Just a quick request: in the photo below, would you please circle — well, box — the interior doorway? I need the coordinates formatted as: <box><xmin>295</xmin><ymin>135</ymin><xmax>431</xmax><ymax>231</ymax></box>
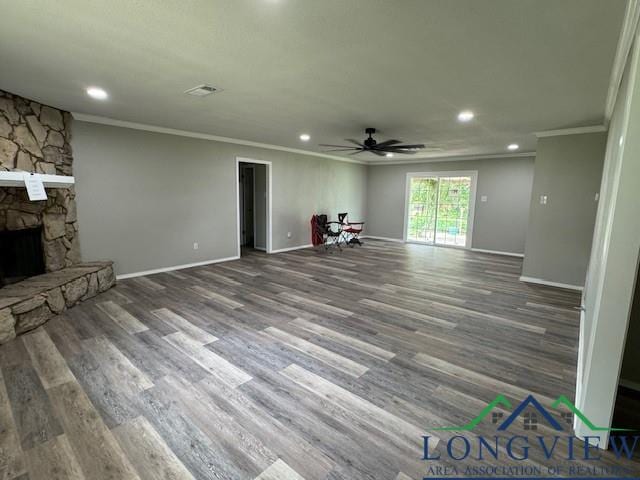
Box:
<box><xmin>403</xmin><ymin>171</ymin><xmax>477</xmax><ymax>249</ymax></box>
<box><xmin>236</xmin><ymin>158</ymin><xmax>272</xmax><ymax>256</ymax></box>
<box><xmin>239</xmin><ymin>164</ymin><xmax>255</xmax><ymax>248</ymax></box>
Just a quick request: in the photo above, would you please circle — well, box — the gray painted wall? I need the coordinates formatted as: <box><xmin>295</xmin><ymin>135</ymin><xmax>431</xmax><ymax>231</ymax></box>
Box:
<box><xmin>521</xmin><ymin>132</ymin><xmax>606</xmax><ymax>287</ymax></box>
<box><xmin>73</xmin><ymin>121</ymin><xmax>366</xmax><ymax>275</ymax></box>
<box><xmin>365</xmin><ymin>156</ymin><xmax>535</xmax><ymax>254</ymax></box>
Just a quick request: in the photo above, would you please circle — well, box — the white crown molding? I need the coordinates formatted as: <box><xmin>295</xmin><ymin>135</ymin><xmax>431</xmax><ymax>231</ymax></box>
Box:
<box><xmin>534</xmin><ymin>125</ymin><xmax>607</xmax><ymax>138</ymax></box>
<box><xmin>604</xmin><ymin>0</ymin><xmax>640</xmax><ymax>124</ymax></box>
<box><xmin>367</xmin><ymin>151</ymin><xmax>536</xmax><ymax>166</ymax></box>
<box><xmin>71</xmin><ymin>113</ymin><xmax>366</xmax><ymax>165</ymax></box>
<box><xmin>72</xmin><ymin>112</ymin><xmax>540</xmax><ymax>166</ymax></box>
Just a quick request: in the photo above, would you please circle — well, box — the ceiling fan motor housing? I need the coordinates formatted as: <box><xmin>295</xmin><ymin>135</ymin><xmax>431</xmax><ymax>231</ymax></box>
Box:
<box><xmin>365</xmin><ymin>127</ymin><xmax>377</xmax><ymax>147</ymax></box>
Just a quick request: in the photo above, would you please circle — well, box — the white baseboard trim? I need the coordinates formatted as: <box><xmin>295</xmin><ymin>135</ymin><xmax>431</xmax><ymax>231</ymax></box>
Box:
<box><xmin>519</xmin><ymin>275</ymin><xmax>584</xmax><ymax>291</ymax></box>
<box><xmin>620</xmin><ymin>379</ymin><xmax>640</xmax><ymax>392</ymax></box>
<box><xmin>361</xmin><ymin>235</ymin><xmax>405</xmax><ymax>243</ymax></box>
<box><xmin>270</xmin><ymin>244</ymin><xmax>313</xmax><ymax>254</ymax></box>
<box><xmin>471</xmin><ymin>248</ymin><xmax>525</xmax><ymax>258</ymax></box>
<box><xmin>117</xmin><ymin>255</ymin><xmax>240</xmax><ymax>279</ymax></box>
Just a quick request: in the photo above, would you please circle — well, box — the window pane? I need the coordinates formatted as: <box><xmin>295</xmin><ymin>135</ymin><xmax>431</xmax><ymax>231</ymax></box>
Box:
<box><xmin>407</xmin><ymin>177</ymin><xmax>437</xmax><ymax>242</ymax></box>
<box><xmin>435</xmin><ymin>176</ymin><xmax>471</xmax><ymax>246</ymax></box>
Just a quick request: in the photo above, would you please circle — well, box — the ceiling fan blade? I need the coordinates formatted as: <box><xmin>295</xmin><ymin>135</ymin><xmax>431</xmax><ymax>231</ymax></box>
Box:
<box><xmin>421</xmin><ymin>146</ymin><xmax>445</xmax><ymax>151</ymax></box>
<box><xmin>323</xmin><ymin>148</ymin><xmax>361</xmax><ymax>152</ymax></box>
<box><xmin>374</xmin><ymin>139</ymin><xmax>401</xmax><ymax>148</ymax></box>
<box><xmin>345</xmin><ymin>139</ymin><xmax>365</xmax><ymax>147</ymax></box>
<box><xmin>382</xmin><ymin>149</ymin><xmax>420</xmax><ymax>155</ymax></box>
<box><xmin>318</xmin><ymin>144</ymin><xmax>357</xmax><ymax>148</ymax></box>
<box><xmin>348</xmin><ymin>149</ymin><xmax>365</xmax><ymax>155</ymax></box>
<box><xmin>381</xmin><ymin>145</ymin><xmax>444</xmax><ymax>155</ymax></box>
<box><xmin>390</xmin><ymin>144</ymin><xmax>426</xmax><ymax>150</ymax></box>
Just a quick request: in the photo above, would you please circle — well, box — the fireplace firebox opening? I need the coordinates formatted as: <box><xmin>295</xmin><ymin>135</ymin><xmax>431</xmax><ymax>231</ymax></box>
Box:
<box><xmin>0</xmin><ymin>227</ymin><xmax>45</xmax><ymax>287</ymax></box>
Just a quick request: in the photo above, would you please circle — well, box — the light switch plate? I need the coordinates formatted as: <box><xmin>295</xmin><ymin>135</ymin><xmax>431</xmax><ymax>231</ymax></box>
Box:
<box><xmin>480</xmin><ymin>195</ymin><xmax>488</xmax><ymax>202</ymax></box>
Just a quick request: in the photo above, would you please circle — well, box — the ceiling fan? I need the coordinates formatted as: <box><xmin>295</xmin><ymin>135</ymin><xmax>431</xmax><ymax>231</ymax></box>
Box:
<box><xmin>319</xmin><ymin>128</ymin><xmax>435</xmax><ymax>156</ymax></box>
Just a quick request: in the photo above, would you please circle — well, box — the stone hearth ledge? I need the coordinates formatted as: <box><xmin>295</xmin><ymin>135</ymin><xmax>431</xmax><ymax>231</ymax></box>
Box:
<box><xmin>0</xmin><ymin>261</ymin><xmax>115</xmax><ymax>343</ymax></box>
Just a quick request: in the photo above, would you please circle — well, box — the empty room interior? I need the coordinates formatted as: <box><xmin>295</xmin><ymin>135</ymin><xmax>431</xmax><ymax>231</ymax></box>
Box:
<box><xmin>1</xmin><ymin>1</ymin><xmax>640</xmax><ymax>479</ymax></box>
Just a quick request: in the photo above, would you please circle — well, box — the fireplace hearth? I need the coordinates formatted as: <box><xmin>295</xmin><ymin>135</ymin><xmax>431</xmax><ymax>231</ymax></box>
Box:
<box><xmin>0</xmin><ymin>227</ymin><xmax>45</xmax><ymax>287</ymax></box>
<box><xmin>0</xmin><ymin>89</ymin><xmax>114</xmax><ymax>344</ymax></box>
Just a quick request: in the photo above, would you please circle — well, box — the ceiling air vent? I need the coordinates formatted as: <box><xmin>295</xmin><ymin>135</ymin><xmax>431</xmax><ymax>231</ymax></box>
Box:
<box><xmin>184</xmin><ymin>85</ymin><xmax>220</xmax><ymax>97</ymax></box>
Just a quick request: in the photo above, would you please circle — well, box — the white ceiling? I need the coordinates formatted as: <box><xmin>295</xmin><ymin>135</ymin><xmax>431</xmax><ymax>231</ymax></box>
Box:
<box><xmin>0</xmin><ymin>0</ymin><xmax>626</xmax><ymax>163</ymax></box>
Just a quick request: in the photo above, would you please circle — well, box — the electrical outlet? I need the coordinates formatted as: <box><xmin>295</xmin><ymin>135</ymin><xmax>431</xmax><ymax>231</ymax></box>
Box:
<box><xmin>193</xmin><ymin>242</ymin><xmax>199</xmax><ymax>250</ymax></box>
<box><xmin>287</xmin><ymin>232</ymin><xmax>292</xmax><ymax>239</ymax></box>
<box><xmin>540</xmin><ymin>195</ymin><xmax>548</xmax><ymax>205</ymax></box>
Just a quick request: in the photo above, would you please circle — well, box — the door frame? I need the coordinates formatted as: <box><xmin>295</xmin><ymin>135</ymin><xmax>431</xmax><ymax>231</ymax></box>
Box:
<box><xmin>402</xmin><ymin>170</ymin><xmax>478</xmax><ymax>249</ymax></box>
<box><xmin>236</xmin><ymin>157</ymin><xmax>272</xmax><ymax>256</ymax></box>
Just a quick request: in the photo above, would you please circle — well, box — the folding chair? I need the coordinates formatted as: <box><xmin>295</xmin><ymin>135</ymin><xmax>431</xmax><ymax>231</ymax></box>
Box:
<box><xmin>311</xmin><ymin>214</ymin><xmax>343</xmax><ymax>251</ymax></box>
<box><xmin>310</xmin><ymin>214</ymin><xmax>324</xmax><ymax>247</ymax></box>
<box><xmin>338</xmin><ymin>212</ymin><xmax>364</xmax><ymax>247</ymax></box>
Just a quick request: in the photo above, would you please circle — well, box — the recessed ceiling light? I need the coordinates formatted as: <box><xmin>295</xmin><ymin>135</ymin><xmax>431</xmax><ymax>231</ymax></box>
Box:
<box><xmin>299</xmin><ymin>134</ymin><xmax>310</xmax><ymax>141</ymax></box>
<box><xmin>457</xmin><ymin>110</ymin><xmax>474</xmax><ymax>122</ymax></box>
<box><xmin>507</xmin><ymin>143</ymin><xmax>519</xmax><ymax>151</ymax></box>
<box><xmin>385</xmin><ymin>153</ymin><xmax>394</xmax><ymax>158</ymax></box>
<box><xmin>86</xmin><ymin>87</ymin><xmax>108</xmax><ymax>100</ymax></box>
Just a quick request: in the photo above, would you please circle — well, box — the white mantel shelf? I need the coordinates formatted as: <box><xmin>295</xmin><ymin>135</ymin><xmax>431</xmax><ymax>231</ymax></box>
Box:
<box><xmin>0</xmin><ymin>171</ymin><xmax>75</xmax><ymax>188</ymax></box>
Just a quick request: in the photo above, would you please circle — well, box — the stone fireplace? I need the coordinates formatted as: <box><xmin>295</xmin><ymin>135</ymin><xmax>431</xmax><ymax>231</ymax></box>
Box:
<box><xmin>0</xmin><ymin>90</ymin><xmax>80</xmax><ymax>270</ymax></box>
<box><xmin>0</xmin><ymin>89</ymin><xmax>115</xmax><ymax>343</ymax></box>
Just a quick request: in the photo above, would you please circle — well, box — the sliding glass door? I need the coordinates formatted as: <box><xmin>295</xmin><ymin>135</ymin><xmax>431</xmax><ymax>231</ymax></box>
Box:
<box><xmin>405</xmin><ymin>172</ymin><xmax>476</xmax><ymax>248</ymax></box>
<box><xmin>407</xmin><ymin>176</ymin><xmax>438</xmax><ymax>243</ymax></box>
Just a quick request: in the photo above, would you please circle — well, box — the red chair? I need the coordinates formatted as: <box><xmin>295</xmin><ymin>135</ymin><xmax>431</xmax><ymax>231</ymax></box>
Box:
<box><xmin>338</xmin><ymin>213</ymin><xmax>364</xmax><ymax>247</ymax></box>
<box><xmin>310</xmin><ymin>214</ymin><xmax>323</xmax><ymax>247</ymax></box>
<box><xmin>311</xmin><ymin>214</ymin><xmax>343</xmax><ymax>251</ymax></box>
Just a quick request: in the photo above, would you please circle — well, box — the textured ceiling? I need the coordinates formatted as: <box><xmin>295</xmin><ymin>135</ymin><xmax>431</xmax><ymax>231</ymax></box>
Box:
<box><xmin>0</xmin><ymin>0</ymin><xmax>626</xmax><ymax>163</ymax></box>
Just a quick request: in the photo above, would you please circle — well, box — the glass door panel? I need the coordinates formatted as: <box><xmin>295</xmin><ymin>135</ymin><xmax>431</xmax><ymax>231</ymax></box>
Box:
<box><xmin>407</xmin><ymin>177</ymin><xmax>438</xmax><ymax>243</ymax></box>
<box><xmin>435</xmin><ymin>176</ymin><xmax>471</xmax><ymax>247</ymax></box>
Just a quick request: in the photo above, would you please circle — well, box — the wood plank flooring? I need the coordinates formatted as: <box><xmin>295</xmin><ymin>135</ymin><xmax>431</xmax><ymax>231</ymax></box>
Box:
<box><xmin>0</xmin><ymin>240</ymin><xmax>638</xmax><ymax>479</ymax></box>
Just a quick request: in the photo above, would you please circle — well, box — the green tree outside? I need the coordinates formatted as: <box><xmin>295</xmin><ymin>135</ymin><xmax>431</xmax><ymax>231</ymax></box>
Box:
<box><xmin>408</xmin><ymin>176</ymin><xmax>470</xmax><ymax>243</ymax></box>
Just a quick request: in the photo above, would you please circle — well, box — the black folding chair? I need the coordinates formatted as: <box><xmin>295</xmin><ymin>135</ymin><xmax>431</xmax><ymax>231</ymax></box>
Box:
<box><xmin>315</xmin><ymin>214</ymin><xmax>343</xmax><ymax>251</ymax></box>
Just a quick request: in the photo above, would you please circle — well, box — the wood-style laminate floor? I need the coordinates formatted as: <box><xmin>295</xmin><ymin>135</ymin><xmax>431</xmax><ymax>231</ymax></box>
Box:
<box><xmin>1</xmin><ymin>240</ymin><xmax>638</xmax><ymax>479</ymax></box>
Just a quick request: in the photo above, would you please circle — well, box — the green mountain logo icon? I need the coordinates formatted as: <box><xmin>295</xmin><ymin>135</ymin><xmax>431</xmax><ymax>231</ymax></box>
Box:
<box><xmin>552</xmin><ymin>395</ymin><xmax>632</xmax><ymax>432</ymax></box>
<box><xmin>433</xmin><ymin>394</ymin><xmax>633</xmax><ymax>432</ymax></box>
